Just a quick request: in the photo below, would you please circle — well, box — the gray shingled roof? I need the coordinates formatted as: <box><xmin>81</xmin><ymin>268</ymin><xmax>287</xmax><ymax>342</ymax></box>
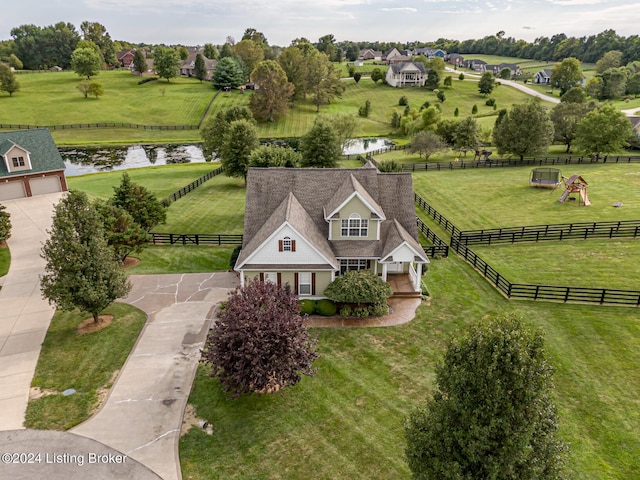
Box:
<box><xmin>324</xmin><ymin>174</ymin><xmax>385</xmax><ymax>220</ymax></box>
<box><xmin>389</xmin><ymin>62</ymin><xmax>427</xmax><ymax>74</ymax></box>
<box><xmin>240</xmin><ymin>166</ymin><xmax>425</xmax><ymax>267</ymax></box>
<box><xmin>0</xmin><ymin>129</ymin><xmax>65</xmax><ymax>178</ymax></box>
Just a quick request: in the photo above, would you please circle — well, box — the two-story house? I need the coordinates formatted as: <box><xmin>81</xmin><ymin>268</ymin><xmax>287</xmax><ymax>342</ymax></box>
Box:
<box><xmin>0</xmin><ymin>129</ymin><xmax>67</xmax><ymax>200</ymax></box>
<box><xmin>234</xmin><ymin>163</ymin><xmax>429</xmax><ymax>298</ymax></box>
<box><xmin>385</xmin><ymin>62</ymin><xmax>428</xmax><ymax>87</ymax></box>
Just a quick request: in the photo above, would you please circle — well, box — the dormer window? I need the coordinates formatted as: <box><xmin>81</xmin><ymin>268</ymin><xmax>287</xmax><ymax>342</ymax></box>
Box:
<box><xmin>278</xmin><ymin>236</ymin><xmax>296</xmax><ymax>252</ymax></box>
<box><xmin>12</xmin><ymin>157</ymin><xmax>25</xmax><ymax>167</ymax></box>
<box><xmin>341</xmin><ymin>213</ymin><xmax>368</xmax><ymax>237</ymax></box>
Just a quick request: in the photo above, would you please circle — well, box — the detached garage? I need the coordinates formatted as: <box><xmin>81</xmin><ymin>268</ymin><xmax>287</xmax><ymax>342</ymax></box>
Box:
<box><xmin>0</xmin><ymin>128</ymin><xmax>67</xmax><ymax>200</ymax></box>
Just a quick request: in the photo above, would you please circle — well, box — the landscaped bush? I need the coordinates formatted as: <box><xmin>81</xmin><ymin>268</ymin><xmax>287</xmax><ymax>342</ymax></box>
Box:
<box><xmin>377</xmin><ymin>159</ymin><xmax>402</xmax><ymax>172</ymax></box>
<box><xmin>352</xmin><ymin>307</ymin><xmax>369</xmax><ymax>318</ymax></box>
<box><xmin>315</xmin><ymin>299</ymin><xmax>337</xmax><ymax>316</ymax></box>
<box><xmin>398</xmin><ymin>95</ymin><xmax>409</xmax><ymax>106</ymax></box>
<box><xmin>299</xmin><ymin>299</ymin><xmax>316</xmax><ymax>315</ymax></box>
<box><xmin>229</xmin><ymin>245</ymin><xmax>241</xmax><ymax>269</ymax></box>
<box><xmin>324</xmin><ymin>270</ymin><xmax>393</xmax><ymax>304</ymax></box>
<box><xmin>339</xmin><ymin>305</ymin><xmax>352</xmax><ymax>318</ymax></box>
<box><xmin>369</xmin><ymin>303</ymin><xmax>389</xmax><ymax>317</ymax></box>
<box><xmin>485</xmin><ymin>98</ymin><xmax>496</xmax><ymax>106</ymax></box>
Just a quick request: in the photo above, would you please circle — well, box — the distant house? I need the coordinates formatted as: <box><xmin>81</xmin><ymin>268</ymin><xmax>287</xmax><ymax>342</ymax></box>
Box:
<box><xmin>630</xmin><ymin>116</ymin><xmax>640</xmax><ymax>148</ymax></box>
<box><xmin>387</xmin><ymin>55</ymin><xmax>412</xmax><ymax>65</ymax></box>
<box><xmin>384</xmin><ymin>48</ymin><xmax>410</xmax><ymax>63</ymax></box>
<box><xmin>0</xmin><ymin>129</ymin><xmax>67</xmax><ymax>200</ymax></box>
<box><xmin>489</xmin><ymin>63</ymin><xmax>521</xmax><ymax>76</ymax></box>
<box><xmin>234</xmin><ymin>163</ymin><xmax>429</xmax><ymax>298</ymax></box>
<box><xmin>385</xmin><ymin>62</ymin><xmax>428</xmax><ymax>87</ymax></box>
<box><xmin>180</xmin><ymin>53</ymin><xmax>216</xmax><ymax>80</ymax></box>
<box><xmin>117</xmin><ymin>49</ymin><xmax>137</xmax><ymax>69</ymax></box>
<box><xmin>360</xmin><ymin>49</ymin><xmax>383</xmax><ymax>61</ymax></box>
<box><xmin>446</xmin><ymin>53</ymin><xmax>464</xmax><ymax>67</ymax></box>
<box><xmin>412</xmin><ymin>47</ymin><xmax>445</xmax><ymax>59</ymax></box>
<box><xmin>462</xmin><ymin>59</ymin><xmax>487</xmax><ymax>72</ymax></box>
<box><xmin>534</xmin><ymin>69</ymin><xmax>553</xmax><ymax>84</ymax></box>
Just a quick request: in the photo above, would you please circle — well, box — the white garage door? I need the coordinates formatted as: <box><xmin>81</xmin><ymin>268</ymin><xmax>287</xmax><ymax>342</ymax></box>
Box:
<box><xmin>0</xmin><ymin>181</ymin><xmax>27</xmax><ymax>201</ymax></box>
<box><xmin>30</xmin><ymin>176</ymin><xmax>62</xmax><ymax>196</ymax></box>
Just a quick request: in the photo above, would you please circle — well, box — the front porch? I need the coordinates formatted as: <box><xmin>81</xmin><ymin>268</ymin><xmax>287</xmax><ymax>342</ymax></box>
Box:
<box><xmin>387</xmin><ymin>273</ymin><xmax>422</xmax><ymax>298</ymax></box>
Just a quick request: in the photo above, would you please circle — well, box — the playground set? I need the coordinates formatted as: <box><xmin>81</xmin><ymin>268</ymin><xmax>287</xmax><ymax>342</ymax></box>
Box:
<box><xmin>529</xmin><ymin>168</ymin><xmax>591</xmax><ymax>206</ymax></box>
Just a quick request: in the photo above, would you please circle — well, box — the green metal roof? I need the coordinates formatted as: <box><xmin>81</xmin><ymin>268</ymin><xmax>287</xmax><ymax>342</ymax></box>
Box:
<box><xmin>0</xmin><ymin>128</ymin><xmax>65</xmax><ymax>177</ymax></box>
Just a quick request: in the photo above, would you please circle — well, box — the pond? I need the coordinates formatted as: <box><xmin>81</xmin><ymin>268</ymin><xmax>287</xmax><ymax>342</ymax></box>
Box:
<box><xmin>342</xmin><ymin>138</ymin><xmax>394</xmax><ymax>156</ymax></box>
<box><xmin>61</xmin><ymin>144</ymin><xmax>207</xmax><ymax>177</ymax></box>
<box><xmin>61</xmin><ymin>138</ymin><xmax>395</xmax><ymax>176</ymax></box>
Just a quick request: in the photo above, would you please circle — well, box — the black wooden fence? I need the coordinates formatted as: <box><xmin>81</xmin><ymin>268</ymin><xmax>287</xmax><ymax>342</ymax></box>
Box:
<box><xmin>164</xmin><ymin>166</ymin><xmax>224</xmax><ymax>203</ymax></box>
<box><xmin>456</xmin><ymin>219</ymin><xmax>640</xmax><ymax>246</ymax></box>
<box><xmin>414</xmin><ymin>193</ymin><xmax>462</xmax><ymax>237</ymax></box>
<box><xmin>416</xmin><ymin>217</ymin><xmax>449</xmax><ymax>258</ymax></box>
<box><xmin>450</xmin><ymin>238</ymin><xmax>640</xmax><ymax>306</ymax></box>
<box><xmin>0</xmin><ymin>122</ymin><xmax>198</xmax><ymax>131</ymax></box>
<box><xmin>148</xmin><ymin>233</ymin><xmax>243</xmax><ymax>245</ymax></box>
<box><xmin>401</xmin><ymin>155</ymin><xmax>640</xmax><ymax>172</ymax></box>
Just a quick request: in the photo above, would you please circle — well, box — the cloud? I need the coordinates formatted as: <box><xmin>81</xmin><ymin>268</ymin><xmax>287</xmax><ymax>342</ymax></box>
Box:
<box><xmin>522</xmin><ymin>26</ymin><xmax>536</xmax><ymax>30</ymax></box>
<box><xmin>380</xmin><ymin>7</ymin><xmax>419</xmax><ymax>12</ymax></box>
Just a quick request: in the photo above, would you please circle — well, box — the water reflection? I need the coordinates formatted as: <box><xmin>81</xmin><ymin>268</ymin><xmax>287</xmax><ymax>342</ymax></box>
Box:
<box><xmin>62</xmin><ymin>144</ymin><xmax>207</xmax><ymax>177</ymax></box>
<box><xmin>342</xmin><ymin>138</ymin><xmax>393</xmax><ymax>156</ymax></box>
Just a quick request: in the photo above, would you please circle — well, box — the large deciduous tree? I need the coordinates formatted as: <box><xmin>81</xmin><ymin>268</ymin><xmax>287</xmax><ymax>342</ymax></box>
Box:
<box><xmin>595</xmin><ymin>50</ymin><xmax>623</xmax><ymax>74</ymax></box>
<box><xmin>132</xmin><ymin>49</ymin><xmax>147</xmax><ymax>76</ymax></box>
<box><xmin>40</xmin><ymin>191</ymin><xmax>131</xmax><ymax>324</ymax></box>
<box><xmin>193</xmin><ymin>53</ymin><xmax>207</xmax><ymax>82</ymax></box>
<box><xmin>306</xmin><ymin>51</ymin><xmax>345</xmax><ymax>112</ymax></box>
<box><xmin>575</xmin><ymin>103</ymin><xmax>634</xmax><ymax>159</ymax></box>
<box><xmin>405</xmin><ymin>314</ymin><xmax>568</xmax><ymax>480</ymax></box>
<box><xmin>550</xmin><ymin>57</ymin><xmax>584</xmax><ymax>95</ymax></box>
<box><xmin>71</xmin><ymin>45</ymin><xmax>101</xmax><ymax>79</ymax></box>
<box><xmin>111</xmin><ymin>172</ymin><xmax>167</xmax><ymax>231</ymax></box>
<box><xmin>248</xmin><ymin>145</ymin><xmax>301</xmax><ymax>168</ymax></box>
<box><xmin>200</xmin><ymin>106</ymin><xmax>254</xmax><ymax>160</ymax></box>
<box><xmin>220</xmin><ymin>119</ymin><xmax>259</xmax><ymax>181</ymax></box>
<box><xmin>94</xmin><ymin>201</ymin><xmax>149</xmax><ymax>263</ymax></box>
<box><xmin>478</xmin><ymin>71</ymin><xmax>495</xmax><ymax>96</ymax></box>
<box><xmin>249</xmin><ymin>60</ymin><xmax>294</xmax><ymax>122</ymax></box>
<box><xmin>234</xmin><ymin>39</ymin><xmax>264</xmax><ymax>78</ymax></box>
<box><xmin>153</xmin><ymin>46</ymin><xmax>180</xmax><ymax>82</ymax></box>
<box><xmin>211</xmin><ymin>56</ymin><xmax>245</xmax><ymax>89</ymax></box>
<box><xmin>80</xmin><ymin>21</ymin><xmax>116</xmax><ymax>66</ymax></box>
<box><xmin>11</xmin><ymin>22</ymin><xmax>80</xmax><ymax>70</ymax></box>
<box><xmin>409</xmin><ymin>130</ymin><xmax>447</xmax><ymax>160</ymax></box>
<box><xmin>550</xmin><ymin>101</ymin><xmax>596</xmax><ymax>153</ymax></box>
<box><xmin>201</xmin><ymin>278</ymin><xmax>318</xmax><ymax>397</ymax></box>
<box><xmin>300</xmin><ymin>116</ymin><xmax>341</xmax><ymax>168</ymax></box>
<box><xmin>0</xmin><ymin>64</ymin><xmax>20</xmax><ymax>96</ymax></box>
<box><xmin>454</xmin><ymin>116</ymin><xmax>480</xmax><ymax>154</ymax></box>
<box><xmin>493</xmin><ymin>100</ymin><xmax>554</xmax><ymax>160</ymax></box>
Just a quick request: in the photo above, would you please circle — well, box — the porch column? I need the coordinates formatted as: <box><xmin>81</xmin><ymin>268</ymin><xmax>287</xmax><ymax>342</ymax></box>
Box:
<box><xmin>239</xmin><ymin>271</ymin><xmax>245</xmax><ymax>288</ymax></box>
<box><xmin>381</xmin><ymin>263</ymin><xmax>388</xmax><ymax>282</ymax></box>
<box><xmin>415</xmin><ymin>263</ymin><xmax>423</xmax><ymax>291</ymax></box>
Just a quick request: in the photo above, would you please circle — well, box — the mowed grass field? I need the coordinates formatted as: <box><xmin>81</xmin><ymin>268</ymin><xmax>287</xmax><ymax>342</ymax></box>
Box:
<box><xmin>62</xmin><ymin>163</ymin><xmax>640</xmax><ymax>479</ymax></box>
<box><xmin>1</xmin><ymin>68</ymin><xmax>545</xmax><ymax>144</ymax></box>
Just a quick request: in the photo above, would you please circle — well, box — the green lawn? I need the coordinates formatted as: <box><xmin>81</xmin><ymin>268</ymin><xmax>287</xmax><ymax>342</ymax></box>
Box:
<box><xmin>181</xmin><ymin>254</ymin><xmax>640</xmax><ymax>480</ymax></box>
<box><xmin>67</xmin><ymin>162</ymin><xmax>220</xmax><ymax>200</ymax></box>
<box><xmin>24</xmin><ymin>303</ymin><xmax>146</xmax><ymax>430</ymax></box>
<box><xmin>473</xmin><ymin>239</ymin><xmax>640</xmax><ymax>289</ymax></box>
<box><xmin>127</xmin><ymin>245</ymin><xmax>235</xmax><ymax>274</ymax></box>
<box><xmin>412</xmin><ymin>162</ymin><xmax>640</xmax><ymax>230</ymax></box>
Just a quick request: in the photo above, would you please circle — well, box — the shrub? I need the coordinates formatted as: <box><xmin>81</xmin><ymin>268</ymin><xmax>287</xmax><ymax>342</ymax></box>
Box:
<box><xmin>353</xmin><ymin>72</ymin><xmax>362</xmax><ymax>83</ymax></box>
<box><xmin>229</xmin><ymin>245</ymin><xmax>242</xmax><ymax>268</ymax></box>
<box><xmin>399</xmin><ymin>95</ymin><xmax>409</xmax><ymax>106</ymax></box>
<box><xmin>377</xmin><ymin>159</ymin><xmax>402</xmax><ymax>172</ymax></box>
<box><xmin>391</xmin><ymin>111</ymin><xmax>401</xmax><ymax>128</ymax></box>
<box><xmin>454</xmin><ymin>107</ymin><xmax>459</xmax><ymax>117</ymax></box>
<box><xmin>420</xmin><ymin>101</ymin><xmax>431</xmax><ymax>111</ymax></box>
<box><xmin>324</xmin><ymin>270</ymin><xmax>393</xmax><ymax>304</ymax></box>
<box><xmin>339</xmin><ymin>305</ymin><xmax>352</xmax><ymax>318</ymax></box>
<box><xmin>299</xmin><ymin>299</ymin><xmax>316</xmax><ymax>315</ymax></box>
<box><xmin>358</xmin><ymin>99</ymin><xmax>371</xmax><ymax>118</ymax></box>
<box><xmin>348</xmin><ymin>66</ymin><xmax>356</xmax><ymax>77</ymax></box>
<box><xmin>485</xmin><ymin>98</ymin><xmax>496</xmax><ymax>106</ymax></box>
<box><xmin>352</xmin><ymin>307</ymin><xmax>369</xmax><ymax>318</ymax></box>
<box><xmin>472</xmin><ymin>104</ymin><xmax>478</xmax><ymax>114</ymax></box>
<box><xmin>315</xmin><ymin>299</ymin><xmax>337</xmax><ymax>316</ymax></box>
<box><xmin>369</xmin><ymin>303</ymin><xmax>389</xmax><ymax>317</ymax></box>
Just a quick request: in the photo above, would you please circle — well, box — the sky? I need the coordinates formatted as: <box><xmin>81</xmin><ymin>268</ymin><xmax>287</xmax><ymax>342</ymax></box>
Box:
<box><xmin>1</xmin><ymin>0</ymin><xmax>638</xmax><ymax>47</ymax></box>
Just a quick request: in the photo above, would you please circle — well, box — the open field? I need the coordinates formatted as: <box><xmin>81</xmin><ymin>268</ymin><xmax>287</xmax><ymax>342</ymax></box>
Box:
<box><xmin>1</xmin><ymin>68</ymin><xmax>547</xmax><ymax>145</ymax></box>
<box><xmin>412</xmin><ymin>162</ymin><xmax>640</xmax><ymax>230</ymax></box>
<box><xmin>473</xmin><ymin>239</ymin><xmax>640</xmax><ymax>289</ymax></box>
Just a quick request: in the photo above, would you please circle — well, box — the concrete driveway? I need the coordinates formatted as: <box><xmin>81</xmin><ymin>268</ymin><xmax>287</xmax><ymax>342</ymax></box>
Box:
<box><xmin>72</xmin><ymin>272</ymin><xmax>238</xmax><ymax>480</ymax></box>
<box><xmin>0</xmin><ymin>193</ymin><xmax>64</xmax><ymax>431</ymax></box>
